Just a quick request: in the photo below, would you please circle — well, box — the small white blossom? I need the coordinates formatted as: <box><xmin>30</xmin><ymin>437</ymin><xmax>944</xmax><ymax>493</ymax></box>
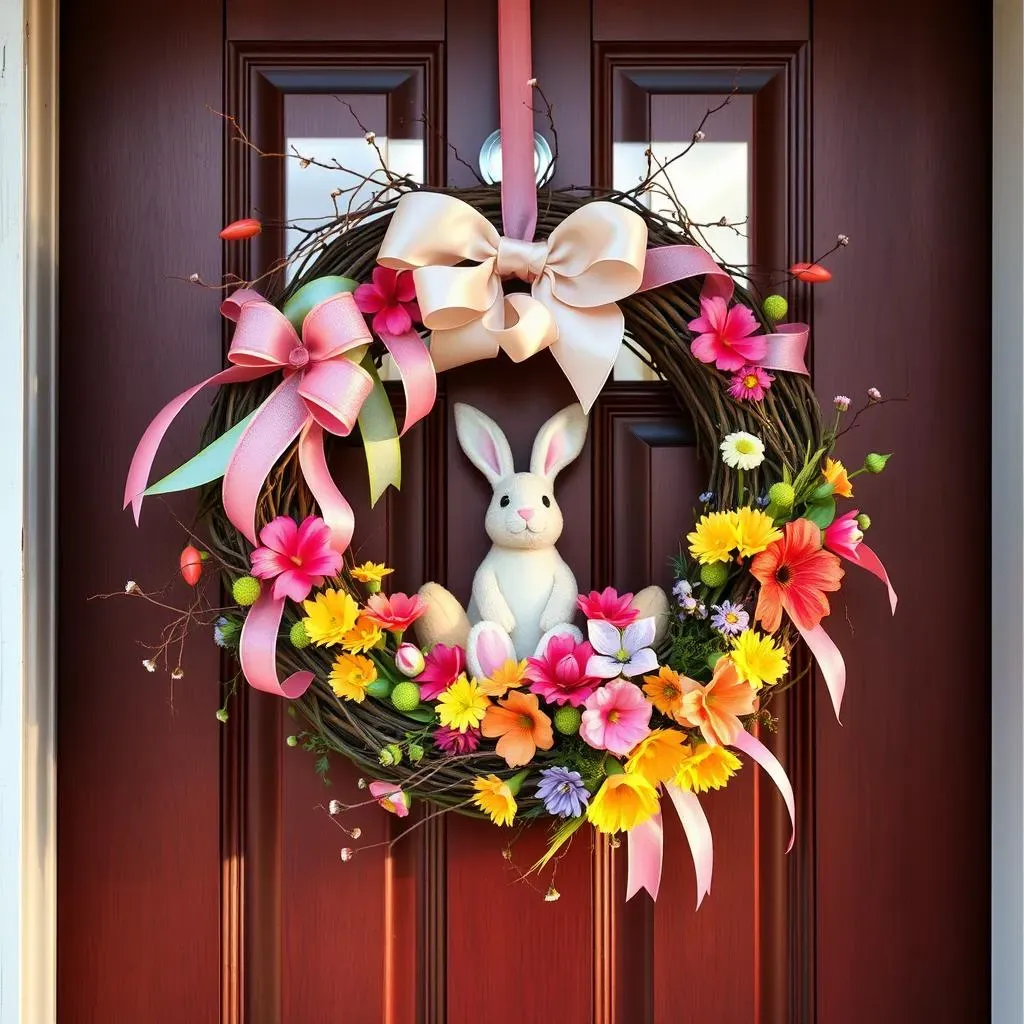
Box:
<box><xmin>527</xmin><ymin>77</ymin><xmax>538</xmax><ymax>87</ymax></box>
<box><xmin>142</xmin><ymin>659</ymin><xmax>156</xmax><ymax>673</ymax></box>
<box><xmin>364</xmin><ymin>131</ymin><xmax>376</xmax><ymax>143</ymax></box>
<box><xmin>833</xmin><ymin>395</ymin><xmax>851</xmax><ymax>411</ymax></box>
<box><xmin>867</xmin><ymin>386</ymin><xmax>882</xmax><ymax>401</ymax></box>
<box><xmin>328</xmin><ymin>800</ymin><xmax>342</xmax><ymax>815</ymax></box>
<box><xmin>125</xmin><ymin>580</ymin><xmax>139</xmax><ymax>594</ymax></box>
<box><xmin>693</xmin><ymin>129</ymin><xmax>706</xmax><ymax>142</ymax></box>
<box><xmin>837</xmin><ymin>234</ymin><xmax>850</xmax><ymax>246</ymax></box>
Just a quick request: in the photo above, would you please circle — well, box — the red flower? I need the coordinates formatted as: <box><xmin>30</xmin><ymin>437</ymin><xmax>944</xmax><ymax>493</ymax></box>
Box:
<box><xmin>750</xmin><ymin>519</ymin><xmax>844</xmax><ymax>632</ymax></box>
<box><xmin>576</xmin><ymin>587</ymin><xmax>638</xmax><ymax>629</ymax></box>
<box><xmin>416</xmin><ymin>643</ymin><xmax>466</xmax><ymax>700</ymax></box>
<box><xmin>354</xmin><ymin>267</ymin><xmax>421</xmax><ymax>336</ymax></box>
<box><xmin>527</xmin><ymin>634</ymin><xmax>599</xmax><ymax>707</ymax></box>
<box><xmin>363</xmin><ymin>591</ymin><xmax>427</xmax><ymax>633</ymax></box>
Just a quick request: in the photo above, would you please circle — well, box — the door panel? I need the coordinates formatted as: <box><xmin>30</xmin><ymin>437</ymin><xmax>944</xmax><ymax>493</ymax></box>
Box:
<box><xmin>57</xmin><ymin>1</ymin><xmax>991</xmax><ymax>1023</ymax></box>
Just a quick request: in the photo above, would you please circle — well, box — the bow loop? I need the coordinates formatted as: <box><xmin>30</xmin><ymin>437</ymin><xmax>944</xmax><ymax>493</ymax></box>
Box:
<box><xmin>297</xmin><ymin>359</ymin><xmax>375</xmax><ymax>436</ymax></box>
<box><xmin>301</xmin><ymin>290</ymin><xmax>373</xmax><ymax>361</ymax></box>
<box><xmin>225</xmin><ymin>299</ymin><xmax>302</xmax><ymax>369</ymax></box>
<box><xmin>416</xmin><ymin>260</ymin><xmax>502</xmax><ymax>331</ymax></box>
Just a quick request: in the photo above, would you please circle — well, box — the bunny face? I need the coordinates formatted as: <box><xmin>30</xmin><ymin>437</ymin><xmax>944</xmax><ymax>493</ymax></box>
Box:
<box><xmin>485</xmin><ymin>471</ymin><xmax>564</xmax><ymax>549</ymax></box>
<box><xmin>454</xmin><ymin>401</ymin><xmax>589</xmax><ymax>551</ymax></box>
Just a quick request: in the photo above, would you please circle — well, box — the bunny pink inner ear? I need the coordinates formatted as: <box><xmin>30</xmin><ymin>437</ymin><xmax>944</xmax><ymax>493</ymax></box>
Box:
<box><xmin>474</xmin><ymin>624</ymin><xmax>516</xmax><ymax>677</ymax></box>
<box><xmin>480</xmin><ymin>432</ymin><xmax>504</xmax><ymax>481</ymax></box>
<box><xmin>544</xmin><ymin>432</ymin><xmax>566</xmax><ymax>476</ymax></box>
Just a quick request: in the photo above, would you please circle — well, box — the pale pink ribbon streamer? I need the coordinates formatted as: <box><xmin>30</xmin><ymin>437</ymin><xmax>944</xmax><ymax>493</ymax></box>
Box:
<box><xmin>625</xmin><ymin>785</ymin><xmax>714</xmax><ymax>907</ymax></box>
<box><xmin>731</xmin><ymin>728</ymin><xmax>796</xmax><ymax>853</ymax></box>
<box><xmin>239</xmin><ymin>590</ymin><xmax>313</xmax><ymax>698</ymax></box>
<box><xmin>798</xmin><ymin>622</ymin><xmax>848</xmax><ymax>723</ymax></box>
<box><xmin>846</xmin><ymin>541</ymin><xmax>898</xmax><ymax>615</ymax></box>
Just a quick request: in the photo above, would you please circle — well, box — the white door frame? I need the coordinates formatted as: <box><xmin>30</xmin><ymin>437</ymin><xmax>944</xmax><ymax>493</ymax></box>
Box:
<box><xmin>2</xmin><ymin>1</ymin><xmax>1020</xmax><ymax>1022</ymax></box>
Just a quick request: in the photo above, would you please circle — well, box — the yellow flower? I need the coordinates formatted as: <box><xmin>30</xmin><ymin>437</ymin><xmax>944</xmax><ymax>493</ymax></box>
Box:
<box><xmin>643</xmin><ymin>666</ymin><xmax>686</xmax><ymax>718</ymax></box>
<box><xmin>625</xmin><ymin>728</ymin><xmax>689</xmax><ymax>786</ymax></box>
<box><xmin>472</xmin><ymin>774</ymin><xmax>517</xmax><ymax>826</ymax></box>
<box><xmin>586</xmin><ymin>773</ymin><xmax>660</xmax><ymax>834</ymax></box>
<box><xmin>478</xmin><ymin>658</ymin><xmax>529</xmax><ymax>697</ymax></box>
<box><xmin>328</xmin><ymin>652</ymin><xmax>377</xmax><ymax>702</ymax></box>
<box><xmin>733</xmin><ymin>507</ymin><xmax>782</xmax><ymax>558</ymax></box>
<box><xmin>823</xmin><ymin>458</ymin><xmax>853</xmax><ymax>498</ymax></box>
<box><xmin>436</xmin><ymin>674</ymin><xmax>490</xmax><ymax>733</ymax></box>
<box><xmin>687</xmin><ymin>511</ymin><xmax>738</xmax><ymax>565</ymax></box>
<box><xmin>729</xmin><ymin>629</ymin><xmax>789</xmax><ymax>690</ymax></box>
<box><xmin>673</xmin><ymin>743</ymin><xmax>742</xmax><ymax>793</ymax></box>
<box><xmin>302</xmin><ymin>588</ymin><xmax>360</xmax><ymax>647</ymax></box>
<box><xmin>341</xmin><ymin>615</ymin><xmax>384</xmax><ymax>654</ymax></box>
<box><xmin>350</xmin><ymin>561</ymin><xmax>394</xmax><ymax>585</ymax></box>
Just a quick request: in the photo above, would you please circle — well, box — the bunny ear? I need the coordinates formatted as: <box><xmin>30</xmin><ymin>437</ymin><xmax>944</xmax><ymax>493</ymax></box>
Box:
<box><xmin>530</xmin><ymin>403</ymin><xmax>589</xmax><ymax>481</ymax></box>
<box><xmin>454</xmin><ymin>403</ymin><xmax>515</xmax><ymax>486</ymax></box>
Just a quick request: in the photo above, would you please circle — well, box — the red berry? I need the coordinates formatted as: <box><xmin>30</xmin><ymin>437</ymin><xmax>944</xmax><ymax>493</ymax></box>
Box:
<box><xmin>219</xmin><ymin>218</ymin><xmax>262</xmax><ymax>241</ymax></box>
<box><xmin>180</xmin><ymin>545</ymin><xmax>203</xmax><ymax>586</ymax></box>
<box><xmin>789</xmin><ymin>262</ymin><xmax>832</xmax><ymax>283</ymax></box>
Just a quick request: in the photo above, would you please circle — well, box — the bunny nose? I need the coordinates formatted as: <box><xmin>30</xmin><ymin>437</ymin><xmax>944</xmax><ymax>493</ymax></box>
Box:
<box><xmin>517</xmin><ymin>507</ymin><xmax>535</xmax><ymax>522</ymax></box>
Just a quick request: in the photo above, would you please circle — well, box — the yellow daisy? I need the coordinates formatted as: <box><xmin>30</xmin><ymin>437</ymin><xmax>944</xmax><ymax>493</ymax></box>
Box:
<box><xmin>733</xmin><ymin>507</ymin><xmax>783</xmax><ymax>558</ymax></box>
<box><xmin>472</xmin><ymin>775</ymin><xmax>517</xmax><ymax>826</ymax></box>
<box><xmin>823</xmin><ymin>457</ymin><xmax>853</xmax><ymax>498</ymax></box>
<box><xmin>729</xmin><ymin>629</ymin><xmax>789</xmax><ymax>690</ymax></box>
<box><xmin>586</xmin><ymin>772</ymin><xmax>660</xmax><ymax>834</ymax></box>
<box><xmin>350</xmin><ymin>561</ymin><xmax>394</xmax><ymax>585</ymax></box>
<box><xmin>341</xmin><ymin>615</ymin><xmax>384</xmax><ymax>654</ymax></box>
<box><xmin>673</xmin><ymin>743</ymin><xmax>742</xmax><ymax>793</ymax></box>
<box><xmin>301</xmin><ymin>588</ymin><xmax>360</xmax><ymax>647</ymax></box>
<box><xmin>625</xmin><ymin>728</ymin><xmax>690</xmax><ymax>786</ymax></box>
<box><xmin>436</xmin><ymin>674</ymin><xmax>490</xmax><ymax>733</ymax></box>
<box><xmin>328</xmin><ymin>652</ymin><xmax>377</xmax><ymax>702</ymax></box>
<box><xmin>642</xmin><ymin>665</ymin><xmax>686</xmax><ymax>718</ymax></box>
<box><xmin>478</xmin><ymin>658</ymin><xmax>529</xmax><ymax>697</ymax></box>
<box><xmin>687</xmin><ymin>510</ymin><xmax>738</xmax><ymax>565</ymax></box>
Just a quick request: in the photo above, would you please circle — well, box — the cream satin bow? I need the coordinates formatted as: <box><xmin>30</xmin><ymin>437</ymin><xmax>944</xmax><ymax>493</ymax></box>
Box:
<box><xmin>377</xmin><ymin>192</ymin><xmax>649</xmax><ymax>411</ymax></box>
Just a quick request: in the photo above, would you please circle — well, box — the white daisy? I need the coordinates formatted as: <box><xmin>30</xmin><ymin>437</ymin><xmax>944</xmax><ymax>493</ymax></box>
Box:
<box><xmin>720</xmin><ymin>431</ymin><xmax>765</xmax><ymax>470</ymax></box>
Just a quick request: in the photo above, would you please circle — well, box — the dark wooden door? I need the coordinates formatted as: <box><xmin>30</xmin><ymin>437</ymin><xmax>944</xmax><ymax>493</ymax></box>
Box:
<box><xmin>58</xmin><ymin>1</ymin><xmax>990</xmax><ymax>1022</ymax></box>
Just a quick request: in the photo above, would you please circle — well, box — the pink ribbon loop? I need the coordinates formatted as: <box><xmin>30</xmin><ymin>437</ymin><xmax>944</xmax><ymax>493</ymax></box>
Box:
<box><xmin>378</xmin><ymin>329</ymin><xmax>438</xmax><ymax>436</ymax></box>
<box><xmin>731</xmin><ymin>729</ymin><xmax>796</xmax><ymax>853</ymax></box>
<box><xmin>238</xmin><ymin>591</ymin><xmax>314</xmax><ymax>699</ymax></box>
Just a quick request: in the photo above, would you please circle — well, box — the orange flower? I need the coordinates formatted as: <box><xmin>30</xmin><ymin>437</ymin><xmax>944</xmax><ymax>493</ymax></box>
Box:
<box><xmin>481</xmin><ymin>690</ymin><xmax>554</xmax><ymax>768</ymax></box>
<box><xmin>642</xmin><ymin>666</ymin><xmax>686</xmax><ymax>718</ymax></box>
<box><xmin>676</xmin><ymin>657</ymin><xmax>758</xmax><ymax>746</ymax></box>
<box><xmin>823</xmin><ymin>458</ymin><xmax>853</xmax><ymax>498</ymax></box>
<box><xmin>750</xmin><ymin>519</ymin><xmax>844</xmax><ymax>633</ymax></box>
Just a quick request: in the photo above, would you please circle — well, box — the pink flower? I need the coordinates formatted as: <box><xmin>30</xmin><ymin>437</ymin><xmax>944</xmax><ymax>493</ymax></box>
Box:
<box><xmin>368</xmin><ymin>780</ymin><xmax>410</xmax><ymax>817</ymax></box>
<box><xmin>527</xmin><ymin>634</ymin><xmax>600</xmax><ymax>707</ymax></box>
<box><xmin>363</xmin><ymin>592</ymin><xmax>427</xmax><ymax>633</ymax></box>
<box><xmin>688</xmin><ymin>296</ymin><xmax>767</xmax><ymax>372</ymax></box>
<box><xmin>727</xmin><ymin>364</ymin><xmax>774</xmax><ymax>402</ymax></box>
<box><xmin>433</xmin><ymin>724</ymin><xmax>481</xmax><ymax>755</ymax></box>
<box><xmin>823</xmin><ymin>509</ymin><xmax>864</xmax><ymax>561</ymax></box>
<box><xmin>416</xmin><ymin>643</ymin><xmax>466</xmax><ymax>700</ymax></box>
<box><xmin>354</xmin><ymin>267</ymin><xmax>421</xmax><ymax>337</ymax></box>
<box><xmin>249</xmin><ymin>515</ymin><xmax>342</xmax><ymax>602</ymax></box>
<box><xmin>579</xmin><ymin>679</ymin><xmax>652</xmax><ymax>756</ymax></box>
<box><xmin>577</xmin><ymin>587</ymin><xmax>638</xmax><ymax>629</ymax></box>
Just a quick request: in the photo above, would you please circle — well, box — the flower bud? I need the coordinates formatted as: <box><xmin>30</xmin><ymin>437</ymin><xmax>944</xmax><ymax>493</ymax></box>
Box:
<box><xmin>855</xmin><ymin>513</ymin><xmax>871</xmax><ymax>531</ymax></box>
<box><xmin>863</xmin><ymin>453</ymin><xmax>891</xmax><ymax>474</ymax></box>
<box><xmin>762</xmin><ymin>294</ymin><xmax>789</xmax><ymax>323</ymax></box>
<box><xmin>408</xmin><ymin>743</ymin><xmax>425</xmax><ymax>763</ymax></box>
<box><xmin>286</xmin><ymin>735</ymin><xmax>298</xmax><ymax>747</ymax></box>
<box><xmin>340</xmin><ymin>848</ymin><xmax>354</xmax><ymax>862</ymax></box>
<box><xmin>394</xmin><ymin>643</ymin><xmax>426</xmax><ymax>677</ymax></box>
<box><xmin>700</xmin><ymin>561</ymin><xmax>729</xmax><ymax>588</ymax></box>
<box><xmin>232</xmin><ymin>575</ymin><xmax>261</xmax><ymax>607</ymax></box>
<box><xmin>390</xmin><ymin>681</ymin><xmax>421</xmax><ymax>712</ymax></box>
<box><xmin>553</xmin><ymin>706</ymin><xmax>582</xmax><ymax>735</ymax></box>
<box><xmin>378</xmin><ymin>743</ymin><xmax>403</xmax><ymax>767</ymax></box>
<box><xmin>289</xmin><ymin>620</ymin><xmax>310</xmax><ymax>649</ymax></box>
<box><xmin>328</xmin><ymin>799</ymin><xmax>342</xmax><ymax>815</ymax></box>
<box><xmin>215</xmin><ymin>708</ymin><xmax>229</xmax><ymax>723</ymax></box>
<box><xmin>768</xmin><ymin>481</ymin><xmax>795</xmax><ymax>510</ymax></box>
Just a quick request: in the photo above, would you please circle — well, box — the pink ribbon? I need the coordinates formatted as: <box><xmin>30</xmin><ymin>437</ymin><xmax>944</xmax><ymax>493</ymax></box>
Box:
<box><xmin>239</xmin><ymin>590</ymin><xmax>314</xmax><ymax>698</ymax></box>
<box><xmin>625</xmin><ymin>784</ymin><xmax>714</xmax><ymax>907</ymax></box>
<box><xmin>497</xmin><ymin>0</ymin><xmax>536</xmax><ymax>242</ymax></box>
<box><xmin>846</xmin><ymin>542</ymin><xmax>898</xmax><ymax>615</ymax></box>
<box><xmin>797</xmin><ymin>621</ymin><xmax>848</xmax><ymax>723</ymax></box>
<box><xmin>731</xmin><ymin>728</ymin><xmax>796</xmax><ymax>853</ymax></box>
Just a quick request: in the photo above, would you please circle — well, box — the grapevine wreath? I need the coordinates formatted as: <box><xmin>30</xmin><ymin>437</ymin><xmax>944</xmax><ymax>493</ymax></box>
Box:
<box><xmin>122</xmin><ymin>1</ymin><xmax>897</xmax><ymax>903</ymax></box>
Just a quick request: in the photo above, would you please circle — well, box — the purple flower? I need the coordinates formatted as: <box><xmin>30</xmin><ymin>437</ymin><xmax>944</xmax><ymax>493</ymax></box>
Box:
<box><xmin>672</xmin><ymin>579</ymin><xmax>693</xmax><ymax>603</ymax></box>
<box><xmin>699</xmin><ymin>491</ymin><xmax>715</xmax><ymax>504</ymax></box>
<box><xmin>434</xmin><ymin>725</ymin><xmax>481</xmax><ymax>755</ymax></box>
<box><xmin>711</xmin><ymin>600</ymin><xmax>749</xmax><ymax>636</ymax></box>
<box><xmin>586</xmin><ymin>617</ymin><xmax>659</xmax><ymax>679</ymax></box>
<box><xmin>536</xmin><ymin>767</ymin><xmax>590</xmax><ymax>818</ymax></box>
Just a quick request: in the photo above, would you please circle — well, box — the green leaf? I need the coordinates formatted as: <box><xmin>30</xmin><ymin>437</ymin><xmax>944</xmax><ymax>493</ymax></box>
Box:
<box><xmin>401</xmin><ymin>706</ymin><xmax>437</xmax><ymax>724</ymax></box>
<box><xmin>791</xmin><ymin>445</ymin><xmax>827</xmax><ymax>501</ymax></box>
<box><xmin>143</xmin><ymin>406</ymin><xmax>261</xmax><ymax>496</ymax></box>
<box><xmin>804</xmin><ymin>497</ymin><xmax>836</xmax><ymax>529</ymax></box>
<box><xmin>529</xmin><ymin>815</ymin><xmax>587</xmax><ymax>875</ymax></box>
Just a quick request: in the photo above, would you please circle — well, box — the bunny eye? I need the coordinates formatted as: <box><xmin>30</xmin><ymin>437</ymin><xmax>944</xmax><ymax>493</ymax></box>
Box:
<box><xmin>542</xmin><ymin>495</ymin><xmax>551</xmax><ymax>507</ymax></box>
<box><xmin>499</xmin><ymin>495</ymin><xmax>510</xmax><ymax>507</ymax></box>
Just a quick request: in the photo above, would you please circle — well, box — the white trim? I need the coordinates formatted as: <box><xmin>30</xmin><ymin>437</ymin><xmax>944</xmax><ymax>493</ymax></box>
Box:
<box><xmin>22</xmin><ymin>0</ymin><xmax>57</xmax><ymax>1020</ymax></box>
<box><xmin>0</xmin><ymin>1</ymin><xmax>27</xmax><ymax>1022</ymax></box>
<box><xmin>992</xmin><ymin>0</ymin><xmax>1024</xmax><ymax>1019</ymax></box>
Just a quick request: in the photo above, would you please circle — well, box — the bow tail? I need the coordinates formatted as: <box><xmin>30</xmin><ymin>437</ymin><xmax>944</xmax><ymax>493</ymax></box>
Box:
<box><xmin>637</xmin><ymin>244</ymin><xmax>735</xmax><ymax>297</ymax></box>
<box><xmin>731</xmin><ymin>729</ymin><xmax>796</xmax><ymax>853</ymax></box>
<box><xmin>377</xmin><ymin>329</ymin><xmax>437</xmax><ymax>435</ymax></box>
<box><xmin>124</xmin><ymin>364</ymin><xmax>265</xmax><ymax>522</ymax></box>
<box><xmin>222</xmin><ymin>375</ymin><xmax>308</xmax><ymax>546</ymax></box>
<box><xmin>664</xmin><ymin>784</ymin><xmax>714</xmax><ymax>908</ymax></box>
<box><xmin>239</xmin><ymin>591</ymin><xmax>314</xmax><ymax>699</ymax></box>
<box><xmin>797</xmin><ymin>621</ymin><xmax>847</xmax><ymax>723</ymax></box>
<box><xmin>626</xmin><ymin>810</ymin><xmax>664</xmax><ymax>901</ymax></box>
<box><xmin>850</xmin><ymin>543</ymin><xmax>898</xmax><ymax>614</ymax></box>
<box><xmin>547</xmin><ymin>301</ymin><xmax>624</xmax><ymax>414</ymax></box>
<box><xmin>760</xmin><ymin>324</ymin><xmax>810</xmax><ymax>375</ymax></box>
<box><xmin>298</xmin><ymin>422</ymin><xmax>354</xmax><ymax>555</ymax></box>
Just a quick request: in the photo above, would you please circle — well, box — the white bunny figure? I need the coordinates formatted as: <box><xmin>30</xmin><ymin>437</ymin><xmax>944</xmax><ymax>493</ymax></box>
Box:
<box><xmin>415</xmin><ymin>402</ymin><xmax>589</xmax><ymax>673</ymax></box>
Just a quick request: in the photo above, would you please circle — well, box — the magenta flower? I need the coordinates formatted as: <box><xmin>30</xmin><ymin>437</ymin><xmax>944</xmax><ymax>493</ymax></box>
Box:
<box><xmin>433</xmin><ymin>724</ymin><xmax>481</xmax><ymax>755</ymax></box>
<box><xmin>577</xmin><ymin>587</ymin><xmax>638</xmax><ymax>629</ymax></box>
<box><xmin>527</xmin><ymin>634</ymin><xmax>599</xmax><ymax>707</ymax></box>
<box><xmin>368</xmin><ymin>780</ymin><xmax>410</xmax><ymax>818</ymax></box>
<box><xmin>727</xmin><ymin>364</ymin><xmax>774</xmax><ymax>402</ymax></box>
<box><xmin>249</xmin><ymin>515</ymin><xmax>341</xmax><ymax>602</ymax></box>
<box><xmin>823</xmin><ymin>509</ymin><xmax>864</xmax><ymax>561</ymax></box>
<box><xmin>688</xmin><ymin>296</ymin><xmax>767</xmax><ymax>372</ymax></box>
<box><xmin>354</xmin><ymin>267</ymin><xmax>421</xmax><ymax>337</ymax></box>
<box><xmin>416</xmin><ymin>643</ymin><xmax>466</xmax><ymax>700</ymax></box>
<box><xmin>579</xmin><ymin>679</ymin><xmax>652</xmax><ymax>756</ymax></box>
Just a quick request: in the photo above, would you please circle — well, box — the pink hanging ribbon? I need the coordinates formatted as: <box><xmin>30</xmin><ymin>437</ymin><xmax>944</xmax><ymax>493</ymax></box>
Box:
<box><xmin>731</xmin><ymin>728</ymin><xmax>796</xmax><ymax>853</ymax></box>
<box><xmin>846</xmin><ymin>541</ymin><xmax>898</xmax><ymax>615</ymax></box>
<box><xmin>239</xmin><ymin>590</ymin><xmax>313</xmax><ymax>698</ymax></box>
<box><xmin>625</xmin><ymin>784</ymin><xmax>714</xmax><ymax>907</ymax></box>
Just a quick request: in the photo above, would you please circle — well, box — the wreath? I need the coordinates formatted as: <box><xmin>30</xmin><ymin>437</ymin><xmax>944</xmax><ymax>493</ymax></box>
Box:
<box><xmin>121</xmin><ymin>6</ymin><xmax>897</xmax><ymax>903</ymax></box>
